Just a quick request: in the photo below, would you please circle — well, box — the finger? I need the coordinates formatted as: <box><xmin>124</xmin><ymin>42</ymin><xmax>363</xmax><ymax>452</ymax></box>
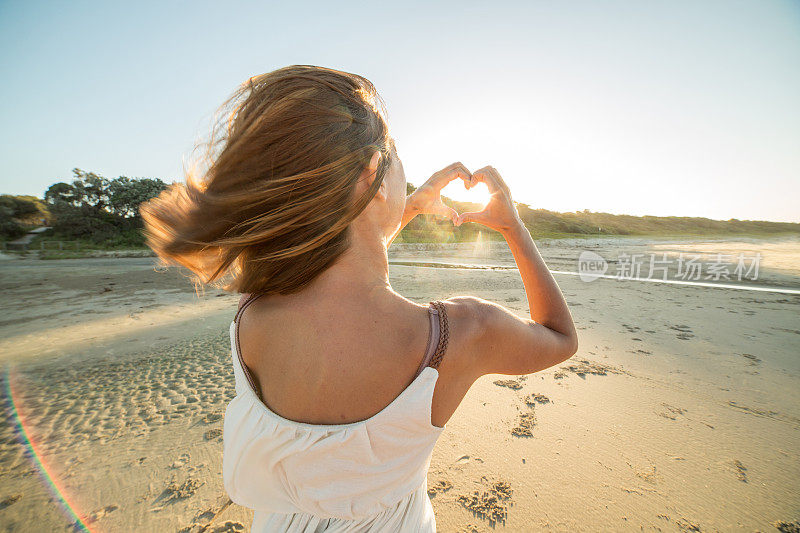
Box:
<box><xmin>470</xmin><ymin>166</ymin><xmax>508</xmax><ymax>195</ymax></box>
<box><xmin>430</xmin><ymin>161</ymin><xmax>472</xmax><ymax>190</ymax></box>
<box><xmin>488</xmin><ymin>166</ymin><xmax>511</xmax><ymax>195</ymax></box>
<box><xmin>430</xmin><ymin>203</ymin><xmax>459</xmax><ymax>224</ymax></box>
<box><xmin>467</xmin><ymin>167</ymin><xmax>496</xmax><ymax>192</ymax></box>
<box><xmin>455</xmin><ymin>211</ymin><xmax>487</xmax><ymax>227</ymax></box>
<box><xmin>464</xmin><ymin>173</ymin><xmax>476</xmax><ymax>190</ymax></box>
<box><xmin>444</xmin><ymin>162</ymin><xmax>472</xmax><ymax>188</ymax></box>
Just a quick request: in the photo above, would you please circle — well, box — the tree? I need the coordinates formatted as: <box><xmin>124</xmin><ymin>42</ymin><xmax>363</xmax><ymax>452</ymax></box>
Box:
<box><xmin>69</xmin><ymin>168</ymin><xmax>110</xmax><ymax>210</ymax></box>
<box><xmin>44</xmin><ymin>182</ymin><xmax>78</xmax><ymax>206</ymax></box>
<box><xmin>42</xmin><ymin>169</ymin><xmax>170</xmax><ymax>243</ymax></box>
<box><xmin>108</xmin><ymin>176</ymin><xmax>168</xmax><ymax>219</ymax></box>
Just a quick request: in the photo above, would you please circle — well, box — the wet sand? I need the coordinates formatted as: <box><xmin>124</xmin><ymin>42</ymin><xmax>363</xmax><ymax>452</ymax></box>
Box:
<box><xmin>0</xmin><ymin>236</ymin><xmax>798</xmax><ymax>532</ymax></box>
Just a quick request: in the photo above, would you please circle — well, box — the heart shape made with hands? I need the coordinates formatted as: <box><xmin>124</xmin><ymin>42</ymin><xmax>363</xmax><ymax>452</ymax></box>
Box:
<box><xmin>440</xmin><ymin>179</ymin><xmax>491</xmax><ymax>209</ymax></box>
<box><xmin>420</xmin><ymin>167</ymin><xmax>498</xmax><ymax>226</ymax></box>
<box><xmin>410</xmin><ymin>163</ymin><xmax>511</xmax><ymax>231</ymax></box>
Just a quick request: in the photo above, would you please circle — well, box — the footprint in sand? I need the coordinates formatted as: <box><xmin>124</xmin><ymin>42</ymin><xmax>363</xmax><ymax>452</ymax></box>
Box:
<box><xmin>727</xmin><ymin>400</ymin><xmax>781</xmax><ymax>420</ymax></box>
<box><xmin>635</xmin><ymin>464</ymin><xmax>658</xmax><ymax>485</ymax></box>
<box><xmin>0</xmin><ymin>494</ymin><xmax>21</xmax><ymax>510</ymax></box>
<box><xmin>155</xmin><ymin>476</ymin><xmax>205</xmax><ymax>507</ymax></box>
<box><xmin>427</xmin><ymin>479</ymin><xmax>453</xmax><ymax>497</ymax></box>
<box><xmin>178</xmin><ymin>499</ymin><xmax>235</xmax><ymax>533</ymax></box>
<box><xmin>194</xmin><ymin>509</ymin><xmax>217</xmax><ymax>522</ymax></box>
<box><xmin>557</xmin><ymin>360</ymin><xmax>621</xmax><ymax>379</ymax></box>
<box><xmin>202</xmin><ymin>411</ymin><xmax>224</xmax><ymax>424</ymax></box>
<box><xmin>204</xmin><ymin>428</ymin><xmax>223</xmax><ymax>441</ymax></box>
<box><xmin>741</xmin><ymin>353</ymin><xmax>761</xmax><ymax>366</ymax></box>
<box><xmin>188</xmin><ymin>463</ymin><xmax>207</xmax><ymax>474</ymax></box>
<box><xmin>212</xmin><ymin>522</ymin><xmax>245</xmax><ymax>533</ymax></box>
<box><xmin>511</xmin><ymin>411</ymin><xmax>536</xmax><ymax>437</ymax></box>
<box><xmin>675</xmin><ymin>517</ymin><xmax>702</xmax><ymax>531</ymax></box>
<box><xmin>524</xmin><ymin>393</ymin><xmax>550</xmax><ymax>406</ymax></box>
<box><xmin>731</xmin><ymin>459</ymin><xmax>748</xmax><ymax>482</ymax></box>
<box><xmin>774</xmin><ymin>520</ymin><xmax>800</xmax><ymax>533</ymax></box>
<box><xmin>656</xmin><ymin>403</ymin><xmax>687</xmax><ymax>420</ymax></box>
<box><xmin>454</xmin><ymin>455</ymin><xmax>483</xmax><ymax>465</ymax></box>
<box><xmin>670</xmin><ymin>324</ymin><xmax>695</xmax><ymax>340</ymax></box>
<box><xmin>493</xmin><ymin>379</ymin><xmax>523</xmax><ymax>390</ymax></box>
<box><xmin>2</xmin><ymin>332</ymin><xmax>238</xmax><ymax>458</ymax></box>
<box><xmin>180</xmin><ymin>521</ymin><xmax>245</xmax><ymax>533</ymax></box>
<box><xmin>457</xmin><ymin>479</ymin><xmax>513</xmax><ymax>526</ymax></box>
<box><xmin>658</xmin><ymin>514</ymin><xmax>703</xmax><ymax>532</ymax></box>
<box><xmin>84</xmin><ymin>504</ymin><xmax>119</xmax><ymax>524</ymax></box>
<box><xmin>170</xmin><ymin>453</ymin><xmax>191</xmax><ymax>469</ymax></box>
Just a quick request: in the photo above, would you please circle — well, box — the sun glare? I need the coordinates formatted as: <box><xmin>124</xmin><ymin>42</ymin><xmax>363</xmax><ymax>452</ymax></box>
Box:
<box><xmin>440</xmin><ymin>180</ymin><xmax>491</xmax><ymax>208</ymax></box>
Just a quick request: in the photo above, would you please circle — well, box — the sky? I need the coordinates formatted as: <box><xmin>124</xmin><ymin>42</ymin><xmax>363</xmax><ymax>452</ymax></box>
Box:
<box><xmin>0</xmin><ymin>0</ymin><xmax>798</xmax><ymax>222</ymax></box>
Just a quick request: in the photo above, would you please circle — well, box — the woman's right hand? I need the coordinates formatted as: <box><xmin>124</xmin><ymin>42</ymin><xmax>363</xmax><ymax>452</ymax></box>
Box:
<box><xmin>406</xmin><ymin>161</ymin><xmax>473</xmax><ymax>224</ymax></box>
<box><xmin>455</xmin><ymin>166</ymin><xmax>524</xmax><ymax>234</ymax></box>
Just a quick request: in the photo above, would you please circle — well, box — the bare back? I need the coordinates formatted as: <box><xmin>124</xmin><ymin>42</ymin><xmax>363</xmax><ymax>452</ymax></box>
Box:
<box><xmin>236</xmin><ymin>292</ymin><xmax>480</xmax><ymax>428</ymax></box>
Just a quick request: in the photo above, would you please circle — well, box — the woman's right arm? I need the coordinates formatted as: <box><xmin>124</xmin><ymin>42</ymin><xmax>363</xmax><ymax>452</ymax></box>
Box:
<box><xmin>454</xmin><ymin>166</ymin><xmax>578</xmax><ymax>377</ymax></box>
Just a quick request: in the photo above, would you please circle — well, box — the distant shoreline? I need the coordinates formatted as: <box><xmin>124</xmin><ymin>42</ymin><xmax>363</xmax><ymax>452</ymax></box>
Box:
<box><xmin>2</xmin><ymin>232</ymin><xmax>799</xmax><ymax>261</ymax></box>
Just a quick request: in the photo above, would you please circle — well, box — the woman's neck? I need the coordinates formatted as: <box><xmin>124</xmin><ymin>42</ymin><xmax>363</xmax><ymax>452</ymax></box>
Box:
<box><xmin>295</xmin><ymin>228</ymin><xmax>395</xmax><ymax>305</ymax></box>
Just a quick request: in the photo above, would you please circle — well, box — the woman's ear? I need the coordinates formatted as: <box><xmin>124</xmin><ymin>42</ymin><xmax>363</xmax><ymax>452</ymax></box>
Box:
<box><xmin>362</xmin><ymin>150</ymin><xmax>387</xmax><ymax>200</ymax></box>
<box><xmin>368</xmin><ymin>150</ymin><xmax>382</xmax><ymax>178</ymax></box>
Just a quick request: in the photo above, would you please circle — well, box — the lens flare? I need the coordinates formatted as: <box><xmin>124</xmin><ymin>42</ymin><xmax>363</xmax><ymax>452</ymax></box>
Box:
<box><xmin>3</xmin><ymin>367</ymin><xmax>93</xmax><ymax>532</ymax></box>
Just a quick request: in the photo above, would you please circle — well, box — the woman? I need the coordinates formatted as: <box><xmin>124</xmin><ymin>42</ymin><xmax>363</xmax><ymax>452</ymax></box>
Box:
<box><xmin>141</xmin><ymin>65</ymin><xmax>577</xmax><ymax>532</ymax></box>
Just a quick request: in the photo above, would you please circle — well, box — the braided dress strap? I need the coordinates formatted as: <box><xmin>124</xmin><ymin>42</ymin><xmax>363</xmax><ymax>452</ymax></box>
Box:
<box><xmin>428</xmin><ymin>300</ymin><xmax>449</xmax><ymax>369</ymax></box>
<box><xmin>234</xmin><ymin>292</ymin><xmax>267</xmax><ymax>400</ymax></box>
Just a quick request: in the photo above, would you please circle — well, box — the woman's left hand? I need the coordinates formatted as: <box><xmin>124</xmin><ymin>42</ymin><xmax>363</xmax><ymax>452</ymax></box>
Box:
<box><xmin>405</xmin><ymin>162</ymin><xmax>472</xmax><ymax>224</ymax></box>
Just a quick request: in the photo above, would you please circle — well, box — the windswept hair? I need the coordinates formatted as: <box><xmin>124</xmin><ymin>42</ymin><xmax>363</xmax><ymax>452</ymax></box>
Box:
<box><xmin>140</xmin><ymin>65</ymin><xmax>395</xmax><ymax>295</ymax></box>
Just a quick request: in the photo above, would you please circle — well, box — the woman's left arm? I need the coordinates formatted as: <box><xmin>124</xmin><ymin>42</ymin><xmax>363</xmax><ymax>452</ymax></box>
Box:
<box><xmin>388</xmin><ymin>162</ymin><xmax>472</xmax><ymax>245</ymax></box>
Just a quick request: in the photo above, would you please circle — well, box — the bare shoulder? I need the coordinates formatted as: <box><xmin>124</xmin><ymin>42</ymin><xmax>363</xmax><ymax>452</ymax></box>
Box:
<box><xmin>437</xmin><ymin>296</ymin><xmax>507</xmax><ymax>378</ymax></box>
<box><xmin>444</xmin><ymin>295</ymin><xmax>509</xmax><ymax>320</ymax></box>
<box><xmin>425</xmin><ymin>295</ymin><xmax>528</xmax><ymax>427</ymax></box>
<box><xmin>441</xmin><ymin>295</ymin><xmax>513</xmax><ymax>341</ymax></box>
<box><xmin>440</xmin><ymin>294</ymin><xmax>579</xmax><ymax>378</ymax></box>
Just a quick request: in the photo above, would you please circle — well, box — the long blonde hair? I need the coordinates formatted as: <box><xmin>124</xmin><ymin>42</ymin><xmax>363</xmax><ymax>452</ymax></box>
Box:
<box><xmin>140</xmin><ymin>65</ymin><xmax>395</xmax><ymax>295</ymax></box>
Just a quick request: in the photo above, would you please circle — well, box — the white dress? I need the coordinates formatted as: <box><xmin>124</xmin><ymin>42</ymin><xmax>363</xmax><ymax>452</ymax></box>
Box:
<box><xmin>222</xmin><ymin>296</ymin><xmax>450</xmax><ymax>532</ymax></box>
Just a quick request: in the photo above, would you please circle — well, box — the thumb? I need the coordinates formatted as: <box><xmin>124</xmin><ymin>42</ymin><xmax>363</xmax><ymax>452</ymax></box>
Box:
<box><xmin>431</xmin><ymin>202</ymin><xmax>459</xmax><ymax>224</ymax></box>
<box><xmin>456</xmin><ymin>211</ymin><xmax>486</xmax><ymax>227</ymax></box>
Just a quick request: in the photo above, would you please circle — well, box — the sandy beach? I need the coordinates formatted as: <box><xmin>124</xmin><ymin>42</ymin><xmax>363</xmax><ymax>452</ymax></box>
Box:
<box><xmin>0</xmin><ymin>236</ymin><xmax>798</xmax><ymax>532</ymax></box>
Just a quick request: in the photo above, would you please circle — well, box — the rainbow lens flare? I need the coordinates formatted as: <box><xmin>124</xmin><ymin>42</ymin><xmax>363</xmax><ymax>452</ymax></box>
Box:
<box><xmin>3</xmin><ymin>367</ymin><xmax>93</xmax><ymax>532</ymax></box>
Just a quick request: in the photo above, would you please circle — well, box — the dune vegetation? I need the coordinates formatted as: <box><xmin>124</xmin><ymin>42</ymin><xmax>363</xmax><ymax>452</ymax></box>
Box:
<box><xmin>2</xmin><ymin>174</ymin><xmax>798</xmax><ymax>253</ymax></box>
